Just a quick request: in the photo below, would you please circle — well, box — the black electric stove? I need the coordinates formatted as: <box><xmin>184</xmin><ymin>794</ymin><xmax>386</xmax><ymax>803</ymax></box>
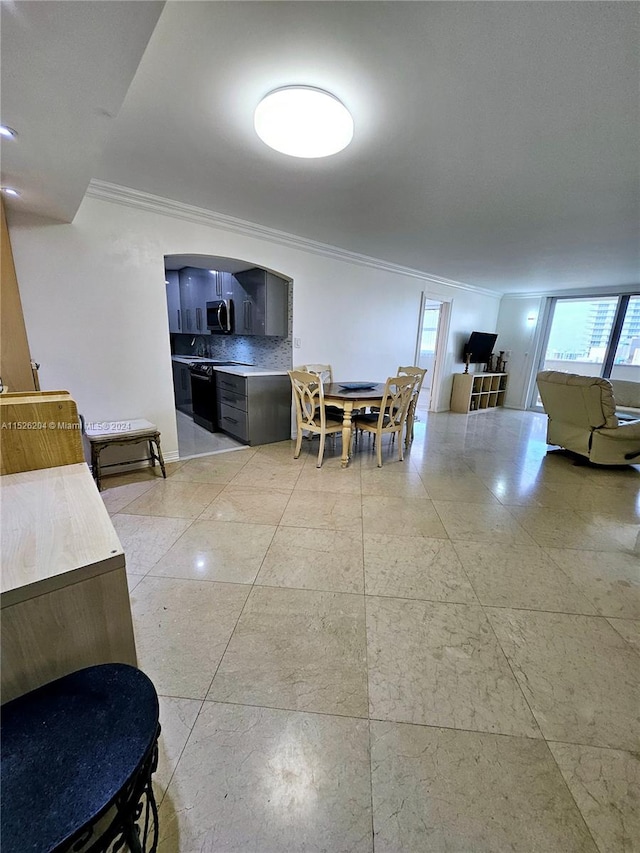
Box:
<box><xmin>188</xmin><ymin>360</ymin><xmax>254</xmax><ymax>432</ymax></box>
<box><xmin>189</xmin><ymin>361</ymin><xmax>235</xmax><ymax>431</ymax></box>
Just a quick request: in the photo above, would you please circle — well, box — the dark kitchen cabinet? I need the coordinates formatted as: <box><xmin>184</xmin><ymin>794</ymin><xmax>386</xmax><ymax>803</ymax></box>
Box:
<box><xmin>212</xmin><ymin>271</ymin><xmax>235</xmax><ymax>301</ymax></box>
<box><xmin>166</xmin><ymin>271</ymin><xmax>182</xmax><ymax>333</ymax></box>
<box><xmin>216</xmin><ymin>371</ymin><xmax>291</xmax><ymax>445</ymax></box>
<box><xmin>178</xmin><ymin>269</ymin><xmax>198</xmax><ymax>334</ymax></box>
<box><xmin>179</xmin><ymin>268</ymin><xmax>217</xmax><ymax>334</ymax></box>
<box><xmin>172</xmin><ymin>360</ymin><xmax>192</xmax><ymax>414</ymax></box>
<box><xmin>232</xmin><ymin>268</ymin><xmax>288</xmax><ymax>337</ymax></box>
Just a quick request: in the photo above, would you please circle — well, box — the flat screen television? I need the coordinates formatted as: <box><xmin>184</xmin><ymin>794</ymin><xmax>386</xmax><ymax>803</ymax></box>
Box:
<box><xmin>463</xmin><ymin>331</ymin><xmax>498</xmax><ymax>363</ymax></box>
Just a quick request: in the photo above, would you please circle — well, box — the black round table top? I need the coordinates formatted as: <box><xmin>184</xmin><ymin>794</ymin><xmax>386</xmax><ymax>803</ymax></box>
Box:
<box><xmin>1</xmin><ymin>663</ymin><xmax>159</xmax><ymax>853</ymax></box>
<box><xmin>324</xmin><ymin>383</ymin><xmax>386</xmax><ymax>400</ymax></box>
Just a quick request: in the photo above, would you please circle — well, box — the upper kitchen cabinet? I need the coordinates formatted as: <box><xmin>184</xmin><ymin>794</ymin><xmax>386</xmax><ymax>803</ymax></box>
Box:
<box><xmin>232</xmin><ymin>268</ymin><xmax>288</xmax><ymax>337</ymax></box>
<box><xmin>178</xmin><ymin>268</ymin><xmax>216</xmax><ymax>334</ymax></box>
<box><xmin>165</xmin><ymin>270</ymin><xmax>182</xmax><ymax>333</ymax></box>
<box><xmin>212</xmin><ymin>271</ymin><xmax>235</xmax><ymax>301</ymax></box>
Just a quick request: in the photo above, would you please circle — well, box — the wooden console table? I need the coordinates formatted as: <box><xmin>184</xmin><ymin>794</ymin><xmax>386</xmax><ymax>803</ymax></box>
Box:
<box><xmin>1</xmin><ymin>463</ymin><xmax>137</xmax><ymax>703</ymax></box>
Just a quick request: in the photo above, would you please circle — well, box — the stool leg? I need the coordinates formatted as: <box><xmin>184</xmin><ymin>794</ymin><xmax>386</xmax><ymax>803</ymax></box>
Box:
<box><xmin>154</xmin><ymin>433</ymin><xmax>167</xmax><ymax>479</ymax></box>
<box><xmin>148</xmin><ymin>439</ymin><xmax>156</xmax><ymax>468</ymax></box>
<box><xmin>123</xmin><ymin>819</ymin><xmax>144</xmax><ymax>853</ymax></box>
<box><xmin>92</xmin><ymin>445</ymin><xmax>102</xmax><ymax>491</ymax></box>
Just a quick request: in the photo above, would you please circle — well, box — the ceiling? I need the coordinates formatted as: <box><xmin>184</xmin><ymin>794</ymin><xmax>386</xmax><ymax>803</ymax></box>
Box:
<box><xmin>1</xmin><ymin>1</ymin><xmax>638</xmax><ymax>294</ymax></box>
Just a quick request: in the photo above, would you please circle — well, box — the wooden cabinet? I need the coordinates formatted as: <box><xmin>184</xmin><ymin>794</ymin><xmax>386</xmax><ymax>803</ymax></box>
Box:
<box><xmin>1</xmin><ymin>463</ymin><xmax>136</xmax><ymax>703</ymax></box>
<box><xmin>232</xmin><ymin>268</ymin><xmax>288</xmax><ymax>337</ymax></box>
<box><xmin>450</xmin><ymin>372</ymin><xmax>508</xmax><ymax>413</ymax></box>
<box><xmin>0</xmin><ymin>391</ymin><xmax>84</xmax><ymax>474</ymax></box>
<box><xmin>1</xmin><ymin>201</ymin><xmax>37</xmax><ymax>392</ymax></box>
<box><xmin>216</xmin><ymin>371</ymin><xmax>291</xmax><ymax>445</ymax></box>
<box><xmin>166</xmin><ymin>270</ymin><xmax>182</xmax><ymax>333</ymax></box>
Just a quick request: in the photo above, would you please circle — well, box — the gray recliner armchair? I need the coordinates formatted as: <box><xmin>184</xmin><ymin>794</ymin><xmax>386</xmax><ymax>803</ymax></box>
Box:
<box><xmin>536</xmin><ymin>370</ymin><xmax>640</xmax><ymax>465</ymax></box>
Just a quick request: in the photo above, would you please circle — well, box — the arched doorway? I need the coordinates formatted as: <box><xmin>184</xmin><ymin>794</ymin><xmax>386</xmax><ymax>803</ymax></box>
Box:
<box><xmin>164</xmin><ymin>254</ymin><xmax>293</xmax><ymax>459</ymax></box>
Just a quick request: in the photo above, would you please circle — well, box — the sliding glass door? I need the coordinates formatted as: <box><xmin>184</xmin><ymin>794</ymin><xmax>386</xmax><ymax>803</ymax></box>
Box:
<box><xmin>610</xmin><ymin>294</ymin><xmax>640</xmax><ymax>381</ymax></box>
<box><xmin>531</xmin><ymin>292</ymin><xmax>640</xmax><ymax>407</ymax></box>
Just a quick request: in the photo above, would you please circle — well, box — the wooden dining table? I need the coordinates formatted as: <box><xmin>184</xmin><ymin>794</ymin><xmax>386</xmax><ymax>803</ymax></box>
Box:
<box><xmin>323</xmin><ymin>382</ymin><xmax>386</xmax><ymax>467</ymax></box>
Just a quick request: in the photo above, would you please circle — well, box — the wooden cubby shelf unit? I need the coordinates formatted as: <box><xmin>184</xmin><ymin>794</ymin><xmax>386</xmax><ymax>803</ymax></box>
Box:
<box><xmin>450</xmin><ymin>372</ymin><xmax>508</xmax><ymax>413</ymax></box>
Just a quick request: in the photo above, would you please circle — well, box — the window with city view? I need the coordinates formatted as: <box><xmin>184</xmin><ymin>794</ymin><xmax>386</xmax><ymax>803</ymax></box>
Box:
<box><xmin>611</xmin><ymin>294</ymin><xmax>640</xmax><ymax>379</ymax></box>
<box><xmin>541</xmin><ymin>294</ymin><xmax>640</xmax><ymax>374</ymax></box>
<box><xmin>532</xmin><ymin>293</ymin><xmax>640</xmax><ymax>406</ymax></box>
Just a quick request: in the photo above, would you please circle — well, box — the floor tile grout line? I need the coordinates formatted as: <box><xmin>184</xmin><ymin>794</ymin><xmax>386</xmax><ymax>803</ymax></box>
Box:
<box><xmin>200</xmin><ymin>470</ymin><xmax>301</xmax><ymax>700</ymax></box>
<box><xmin>155</xmin><ymin>696</ymin><xmax>206</xmax><ymax>809</ymax></box>
<box><xmin>133</xmin><ymin>571</ymin><xmax>635</xmax><ymax>625</ymax></box>
<box><xmin>480</xmin><ymin>603</ymin><xmax>547</xmax><ymax>742</ymax></box>
<box><xmin>191</xmin><ymin>695</ymin><xmax>369</xmax><ymax>721</ymax></box>
<box><xmin>200</xmin><ymin>585</ymin><xmax>253</xmax><ymax>702</ymax></box>
<box><xmin>477</xmin><ymin>602</ymin><xmax>622</xmax><ymax>619</ymax></box>
<box><xmin>538</xmin><ymin>738</ymin><xmax>603</xmax><ymax>853</ymax></box>
<box><xmin>358</xmin><ymin>462</ymin><xmax>377</xmax><ymax>853</ymax></box>
<box><xmin>133</xmin><ymin>532</ymin><xmax>636</xmax><ymax>622</ymax></box>
<box><xmin>603</xmin><ymin>616</ymin><xmax>640</xmax><ymax>656</ymax></box>
<box><xmin>448</xmin><ymin>538</ymin><xmax>485</xmax><ymax>608</ymax></box>
<box><xmin>154</xmin><ymin>693</ymin><xmax>639</xmax><ymax>753</ymax></box>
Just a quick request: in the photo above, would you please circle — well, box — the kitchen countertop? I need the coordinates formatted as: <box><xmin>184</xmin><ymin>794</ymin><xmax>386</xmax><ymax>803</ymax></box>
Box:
<box><xmin>215</xmin><ymin>366</ymin><xmax>288</xmax><ymax>378</ymax></box>
<box><xmin>171</xmin><ymin>357</ymin><xmax>286</xmax><ymax>378</ymax></box>
<box><xmin>171</xmin><ymin>356</ymin><xmax>216</xmax><ymax>365</ymax></box>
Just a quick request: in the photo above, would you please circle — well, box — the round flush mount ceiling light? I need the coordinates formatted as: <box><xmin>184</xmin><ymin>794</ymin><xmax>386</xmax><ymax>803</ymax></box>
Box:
<box><xmin>254</xmin><ymin>86</ymin><xmax>353</xmax><ymax>158</ymax></box>
<box><xmin>0</xmin><ymin>125</ymin><xmax>17</xmax><ymax>139</ymax></box>
<box><xmin>1</xmin><ymin>187</ymin><xmax>21</xmax><ymax>197</ymax></box>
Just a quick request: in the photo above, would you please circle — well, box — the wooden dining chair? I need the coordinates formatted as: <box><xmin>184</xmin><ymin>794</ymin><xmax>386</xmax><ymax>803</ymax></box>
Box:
<box><xmin>288</xmin><ymin>370</ymin><xmax>346</xmax><ymax>467</ymax></box>
<box><xmin>353</xmin><ymin>374</ymin><xmax>416</xmax><ymax>467</ymax></box>
<box><xmin>398</xmin><ymin>365</ymin><xmax>427</xmax><ymax>446</ymax></box>
<box><xmin>294</xmin><ymin>363</ymin><xmax>346</xmax><ymax>419</ymax></box>
<box><xmin>363</xmin><ymin>365</ymin><xmax>427</xmax><ymax>446</ymax></box>
<box><xmin>295</xmin><ymin>364</ymin><xmax>333</xmax><ymax>385</ymax></box>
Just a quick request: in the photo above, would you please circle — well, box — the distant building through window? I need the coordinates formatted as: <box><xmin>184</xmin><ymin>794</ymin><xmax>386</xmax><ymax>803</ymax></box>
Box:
<box><xmin>531</xmin><ymin>293</ymin><xmax>640</xmax><ymax>407</ymax></box>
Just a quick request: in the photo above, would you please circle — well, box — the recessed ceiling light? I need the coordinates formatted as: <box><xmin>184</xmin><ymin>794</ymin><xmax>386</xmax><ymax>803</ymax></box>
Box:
<box><xmin>1</xmin><ymin>187</ymin><xmax>21</xmax><ymax>197</ymax></box>
<box><xmin>254</xmin><ymin>86</ymin><xmax>354</xmax><ymax>158</ymax></box>
<box><xmin>0</xmin><ymin>125</ymin><xmax>18</xmax><ymax>139</ymax></box>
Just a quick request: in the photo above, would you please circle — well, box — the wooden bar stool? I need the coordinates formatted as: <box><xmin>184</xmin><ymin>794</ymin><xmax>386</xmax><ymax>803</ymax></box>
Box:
<box><xmin>1</xmin><ymin>663</ymin><xmax>161</xmax><ymax>853</ymax></box>
<box><xmin>84</xmin><ymin>419</ymin><xmax>166</xmax><ymax>491</ymax></box>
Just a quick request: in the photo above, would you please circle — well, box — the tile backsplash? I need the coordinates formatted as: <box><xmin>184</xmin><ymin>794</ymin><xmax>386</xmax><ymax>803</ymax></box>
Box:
<box><xmin>172</xmin><ymin>282</ymin><xmax>293</xmax><ymax>370</ymax></box>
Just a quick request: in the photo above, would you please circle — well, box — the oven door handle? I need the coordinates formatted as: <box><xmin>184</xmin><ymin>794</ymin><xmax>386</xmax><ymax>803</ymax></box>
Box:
<box><xmin>190</xmin><ymin>373</ymin><xmax>213</xmax><ymax>382</ymax></box>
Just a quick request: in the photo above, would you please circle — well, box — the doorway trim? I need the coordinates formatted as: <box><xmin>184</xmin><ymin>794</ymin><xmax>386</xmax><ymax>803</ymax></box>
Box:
<box><xmin>414</xmin><ymin>294</ymin><xmax>451</xmax><ymax>412</ymax></box>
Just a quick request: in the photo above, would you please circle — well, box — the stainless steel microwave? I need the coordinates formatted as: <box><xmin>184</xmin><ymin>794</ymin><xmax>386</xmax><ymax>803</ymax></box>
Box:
<box><xmin>206</xmin><ymin>299</ymin><xmax>233</xmax><ymax>334</ymax></box>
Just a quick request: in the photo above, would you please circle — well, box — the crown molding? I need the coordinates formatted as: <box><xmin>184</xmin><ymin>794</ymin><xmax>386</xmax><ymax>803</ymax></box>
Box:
<box><xmin>502</xmin><ymin>283</ymin><xmax>640</xmax><ymax>300</ymax></box>
<box><xmin>86</xmin><ymin>180</ymin><xmax>500</xmax><ymax>299</ymax></box>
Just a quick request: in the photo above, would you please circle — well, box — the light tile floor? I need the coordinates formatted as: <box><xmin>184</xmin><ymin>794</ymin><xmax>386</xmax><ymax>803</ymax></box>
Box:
<box><xmin>176</xmin><ymin>409</ymin><xmax>244</xmax><ymax>458</ymax></box>
<box><xmin>102</xmin><ymin>406</ymin><xmax>640</xmax><ymax>853</ymax></box>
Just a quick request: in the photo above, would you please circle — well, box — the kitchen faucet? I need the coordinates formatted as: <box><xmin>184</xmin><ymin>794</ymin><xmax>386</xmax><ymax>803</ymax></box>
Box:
<box><xmin>191</xmin><ymin>336</ymin><xmax>208</xmax><ymax>357</ymax></box>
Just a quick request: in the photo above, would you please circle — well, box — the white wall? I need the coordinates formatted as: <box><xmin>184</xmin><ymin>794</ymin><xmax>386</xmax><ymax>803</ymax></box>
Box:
<box><xmin>495</xmin><ymin>295</ymin><xmax>547</xmax><ymax>408</ymax></box>
<box><xmin>9</xmin><ymin>191</ymin><xmax>500</xmax><ymax>458</ymax></box>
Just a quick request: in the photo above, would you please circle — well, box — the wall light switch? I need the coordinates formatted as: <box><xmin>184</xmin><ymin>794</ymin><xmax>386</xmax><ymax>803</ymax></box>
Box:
<box><xmin>294</xmin><ymin>338</ymin><xmax>301</xmax><ymax>348</ymax></box>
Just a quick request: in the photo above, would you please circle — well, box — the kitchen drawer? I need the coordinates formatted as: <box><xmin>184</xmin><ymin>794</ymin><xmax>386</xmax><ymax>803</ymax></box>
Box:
<box><xmin>216</xmin><ymin>372</ymin><xmax>246</xmax><ymax>397</ymax></box>
<box><xmin>217</xmin><ymin>388</ymin><xmax>247</xmax><ymax>413</ymax></box>
<box><xmin>217</xmin><ymin>402</ymin><xmax>249</xmax><ymax>442</ymax></box>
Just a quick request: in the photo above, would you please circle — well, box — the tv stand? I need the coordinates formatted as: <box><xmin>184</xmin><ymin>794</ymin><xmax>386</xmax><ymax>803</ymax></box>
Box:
<box><xmin>450</xmin><ymin>372</ymin><xmax>508</xmax><ymax>413</ymax></box>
